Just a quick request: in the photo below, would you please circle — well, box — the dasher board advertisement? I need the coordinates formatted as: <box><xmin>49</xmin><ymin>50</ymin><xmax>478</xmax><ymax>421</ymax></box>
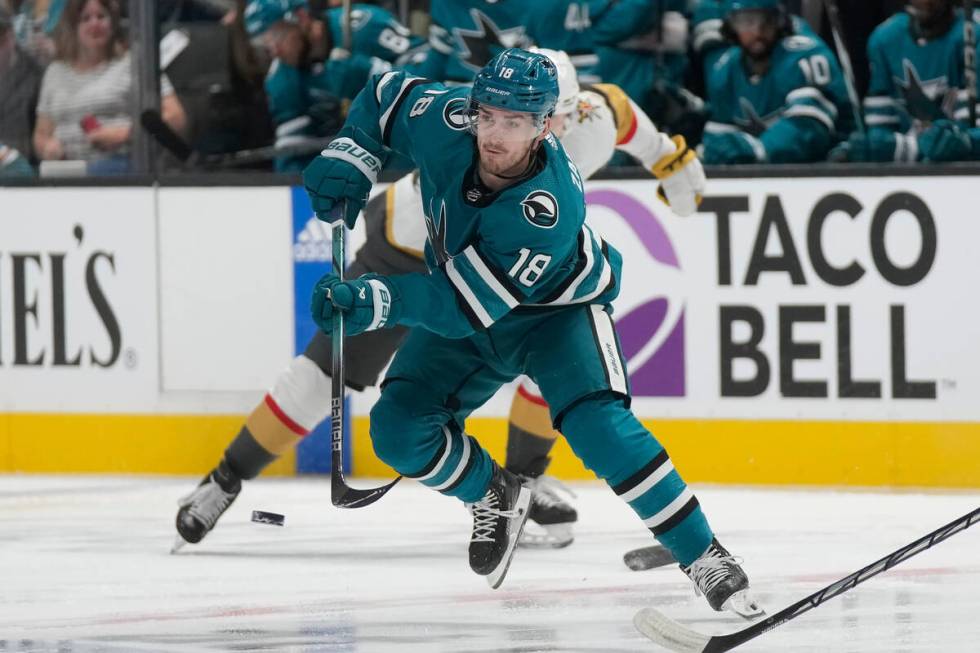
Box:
<box><xmin>587</xmin><ymin>176</ymin><xmax>975</xmax><ymax>422</ymax></box>
<box><xmin>0</xmin><ymin>188</ymin><xmax>159</xmax><ymax>411</ymax></box>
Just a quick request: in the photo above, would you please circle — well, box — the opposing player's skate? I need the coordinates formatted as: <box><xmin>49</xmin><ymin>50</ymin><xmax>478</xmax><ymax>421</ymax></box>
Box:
<box><xmin>517</xmin><ymin>462</ymin><xmax>577</xmax><ymax>548</ymax></box>
<box><xmin>172</xmin><ymin>460</ymin><xmax>241</xmax><ymax>553</ymax></box>
<box><xmin>466</xmin><ymin>464</ymin><xmax>532</xmax><ymax>589</ymax></box>
<box><xmin>682</xmin><ymin>538</ymin><xmax>764</xmax><ymax>619</ymax></box>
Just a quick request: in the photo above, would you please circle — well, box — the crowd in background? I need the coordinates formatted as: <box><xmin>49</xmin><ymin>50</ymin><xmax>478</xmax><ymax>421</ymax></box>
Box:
<box><xmin>1</xmin><ymin>0</ymin><xmax>979</xmax><ymax>179</ymax></box>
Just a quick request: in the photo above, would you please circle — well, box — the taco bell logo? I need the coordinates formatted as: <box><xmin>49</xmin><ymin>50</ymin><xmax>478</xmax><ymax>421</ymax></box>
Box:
<box><xmin>586</xmin><ymin>190</ymin><xmax>685</xmax><ymax>397</ymax></box>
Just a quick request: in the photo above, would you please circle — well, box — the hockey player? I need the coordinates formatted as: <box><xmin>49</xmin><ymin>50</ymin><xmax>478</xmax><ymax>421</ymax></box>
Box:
<box><xmin>838</xmin><ymin>0</ymin><xmax>980</xmax><ymax>162</ymax></box>
<box><xmin>403</xmin><ymin>0</ymin><xmax>531</xmax><ymax>83</ymax></box>
<box><xmin>173</xmin><ymin>48</ymin><xmax>704</xmax><ymax>553</ymax></box>
<box><xmin>588</xmin><ymin>0</ymin><xmax>707</xmax><ymax>143</ymax></box>
<box><xmin>701</xmin><ymin>0</ymin><xmax>853</xmax><ymax>164</ymax></box>
<box><xmin>298</xmin><ymin>48</ymin><xmax>759</xmax><ymax>612</ymax></box>
<box><xmin>246</xmin><ymin>0</ymin><xmax>413</xmax><ymax>171</ymax></box>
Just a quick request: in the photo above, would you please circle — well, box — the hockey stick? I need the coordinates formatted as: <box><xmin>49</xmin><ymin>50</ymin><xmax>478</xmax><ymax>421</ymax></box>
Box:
<box><xmin>140</xmin><ymin>109</ymin><xmax>332</xmax><ymax>168</ymax></box>
<box><xmin>341</xmin><ymin>0</ymin><xmax>352</xmax><ymax>52</ymax></box>
<box><xmin>634</xmin><ymin>505</ymin><xmax>980</xmax><ymax>652</ymax></box>
<box><xmin>821</xmin><ymin>0</ymin><xmax>865</xmax><ymax>135</ymax></box>
<box><xmin>965</xmin><ymin>0</ymin><xmax>977</xmax><ymax>127</ymax></box>
<box><xmin>329</xmin><ymin>201</ymin><xmax>402</xmax><ymax>509</ymax></box>
<box><xmin>623</xmin><ymin>543</ymin><xmax>676</xmax><ymax>571</ymax></box>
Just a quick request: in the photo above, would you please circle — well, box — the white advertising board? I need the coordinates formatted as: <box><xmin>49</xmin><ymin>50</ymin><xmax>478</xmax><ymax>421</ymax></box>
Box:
<box><xmin>590</xmin><ymin>176</ymin><xmax>978</xmax><ymax>421</ymax></box>
<box><xmin>0</xmin><ymin>188</ymin><xmax>159</xmax><ymax>411</ymax></box>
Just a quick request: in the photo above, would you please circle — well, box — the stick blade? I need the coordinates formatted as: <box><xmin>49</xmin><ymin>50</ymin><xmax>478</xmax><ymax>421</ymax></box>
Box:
<box><xmin>624</xmin><ymin>544</ymin><xmax>676</xmax><ymax>571</ymax></box>
<box><xmin>332</xmin><ymin>475</ymin><xmax>402</xmax><ymax>508</ymax></box>
<box><xmin>634</xmin><ymin>607</ymin><xmax>712</xmax><ymax>653</ymax></box>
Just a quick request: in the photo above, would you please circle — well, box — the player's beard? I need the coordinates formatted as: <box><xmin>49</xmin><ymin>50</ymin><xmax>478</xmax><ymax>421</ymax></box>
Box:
<box><xmin>478</xmin><ymin>140</ymin><xmax>535</xmax><ymax>180</ymax></box>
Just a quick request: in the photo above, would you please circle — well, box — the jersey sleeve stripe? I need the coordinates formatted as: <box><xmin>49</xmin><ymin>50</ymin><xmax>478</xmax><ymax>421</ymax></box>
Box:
<box><xmin>575</xmin><ymin>239</ymin><xmax>614</xmax><ymax>304</ymax></box>
<box><xmin>783</xmin><ymin>104</ymin><xmax>835</xmax><ymax>131</ymax></box>
<box><xmin>866</xmin><ymin>114</ymin><xmax>900</xmax><ymax>126</ymax></box>
<box><xmin>863</xmin><ymin>95</ymin><xmax>898</xmax><ymax>109</ymax></box>
<box><xmin>379</xmin><ymin>77</ymin><xmax>427</xmax><ymax>147</ymax></box>
<box><xmin>704</xmin><ymin>121</ymin><xmax>740</xmax><ymax>134</ymax></box>
<box><xmin>786</xmin><ymin>87</ymin><xmax>838</xmax><ymax>118</ymax></box>
<box><xmin>551</xmin><ymin>225</ymin><xmax>596</xmax><ymax>305</ymax></box>
<box><xmin>462</xmin><ymin>246</ymin><xmax>522</xmax><ymax>307</ymax></box>
<box><xmin>445</xmin><ymin>258</ymin><xmax>496</xmax><ymax>328</ymax></box>
<box><xmin>374</xmin><ymin>71</ymin><xmax>400</xmax><ymax>104</ymax></box>
<box><xmin>537</xmin><ymin>229</ymin><xmax>588</xmax><ymax>304</ymax></box>
<box><xmin>275</xmin><ymin>115</ymin><xmax>312</xmax><ymax>137</ymax></box>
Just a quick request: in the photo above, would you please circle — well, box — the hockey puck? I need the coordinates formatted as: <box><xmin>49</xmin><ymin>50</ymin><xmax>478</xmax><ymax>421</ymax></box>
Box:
<box><xmin>251</xmin><ymin>510</ymin><xmax>285</xmax><ymax>527</ymax></box>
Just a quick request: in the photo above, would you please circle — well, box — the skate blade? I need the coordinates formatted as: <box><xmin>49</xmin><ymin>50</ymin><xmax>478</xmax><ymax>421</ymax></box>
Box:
<box><xmin>722</xmin><ymin>589</ymin><xmax>765</xmax><ymax>620</ymax></box>
<box><xmin>518</xmin><ymin>522</ymin><xmax>574</xmax><ymax>549</ymax></box>
<box><xmin>170</xmin><ymin>535</ymin><xmax>188</xmax><ymax>554</ymax></box>
<box><xmin>486</xmin><ymin>486</ymin><xmax>533</xmax><ymax>590</ymax></box>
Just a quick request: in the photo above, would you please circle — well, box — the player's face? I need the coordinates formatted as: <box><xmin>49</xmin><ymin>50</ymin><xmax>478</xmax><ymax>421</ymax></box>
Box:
<box><xmin>474</xmin><ymin>105</ymin><xmax>548</xmax><ymax>177</ymax></box>
<box><xmin>263</xmin><ymin>22</ymin><xmax>307</xmax><ymax>67</ymax></box>
<box><xmin>730</xmin><ymin>9</ymin><xmax>779</xmax><ymax>58</ymax></box>
<box><xmin>909</xmin><ymin>0</ymin><xmax>952</xmax><ymax>30</ymax></box>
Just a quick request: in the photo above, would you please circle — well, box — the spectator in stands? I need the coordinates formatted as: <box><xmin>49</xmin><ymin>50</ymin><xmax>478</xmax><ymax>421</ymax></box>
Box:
<box><xmin>701</xmin><ymin>0</ymin><xmax>853</xmax><ymax>164</ymax></box>
<box><xmin>0</xmin><ymin>5</ymin><xmax>42</xmax><ymax>166</ymax></box>
<box><xmin>837</xmin><ymin>0</ymin><xmax>980</xmax><ymax>162</ymax></box>
<box><xmin>245</xmin><ymin>0</ymin><xmax>394</xmax><ymax>171</ymax></box>
<box><xmin>32</xmin><ymin>0</ymin><xmax>187</xmax><ymax>175</ymax></box>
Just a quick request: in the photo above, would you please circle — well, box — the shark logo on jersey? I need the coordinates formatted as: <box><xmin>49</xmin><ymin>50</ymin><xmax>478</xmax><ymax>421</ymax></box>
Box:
<box><xmin>521</xmin><ymin>190</ymin><xmax>559</xmax><ymax>228</ymax></box>
<box><xmin>425</xmin><ymin>199</ymin><xmax>450</xmax><ymax>265</ymax></box>
<box><xmin>895</xmin><ymin>60</ymin><xmax>956</xmax><ymax>123</ymax></box>
<box><xmin>443</xmin><ymin>97</ymin><xmax>470</xmax><ymax>130</ymax></box>
<box><xmin>453</xmin><ymin>9</ymin><xmax>528</xmax><ymax>72</ymax></box>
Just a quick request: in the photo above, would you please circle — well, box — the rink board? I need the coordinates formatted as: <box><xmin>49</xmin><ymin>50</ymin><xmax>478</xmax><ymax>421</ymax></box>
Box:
<box><xmin>0</xmin><ymin>176</ymin><xmax>977</xmax><ymax>486</ymax></box>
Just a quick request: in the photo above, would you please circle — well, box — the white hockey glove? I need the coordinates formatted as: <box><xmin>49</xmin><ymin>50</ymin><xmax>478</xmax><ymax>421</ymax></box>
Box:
<box><xmin>651</xmin><ymin>135</ymin><xmax>705</xmax><ymax>217</ymax></box>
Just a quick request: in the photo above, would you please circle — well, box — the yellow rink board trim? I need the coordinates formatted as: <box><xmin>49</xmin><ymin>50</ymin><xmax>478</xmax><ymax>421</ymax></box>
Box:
<box><xmin>0</xmin><ymin>413</ymin><xmax>295</xmax><ymax>476</ymax></box>
<box><xmin>1</xmin><ymin>413</ymin><xmax>978</xmax><ymax>488</ymax></box>
<box><xmin>353</xmin><ymin>417</ymin><xmax>980</xmax><ymax>489</ymax></box>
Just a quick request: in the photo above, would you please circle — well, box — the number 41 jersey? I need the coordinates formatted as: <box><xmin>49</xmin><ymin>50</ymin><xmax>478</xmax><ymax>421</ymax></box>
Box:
<box><xmin>341</xmin><ymin>70</ymin><xmax>623</xmax><ymax>338</ymax></box>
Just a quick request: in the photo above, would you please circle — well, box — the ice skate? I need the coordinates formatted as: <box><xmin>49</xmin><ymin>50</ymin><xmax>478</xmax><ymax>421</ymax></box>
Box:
<box><xmin>682</xmin><ymin>538</ymin><xmax>765</xmax><ymax>619</ymax></box>
<box><xmin>172</xmin><ymin>460</ymin><xmax>241</xmax><ymax>553</ymax></box>
<box><xmin>465</xmin><ymin>464</ymin><xmax>532</xmax><ymax>589</ymax></box>
<box><xmin>517</xmin><ymin>471</ymin><xmax>577</xmax><ymax>549</ymax></box>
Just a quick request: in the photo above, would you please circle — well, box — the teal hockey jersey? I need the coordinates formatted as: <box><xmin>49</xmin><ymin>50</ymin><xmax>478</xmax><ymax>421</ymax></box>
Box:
<box><xmin>332</xmin><ymin>70</ymin><xmax>622</xmax><ymax>338</ymax></box>
<box><xmin>705</xmin><ymin>31</ymin><xmax>853</xmax><ymax>163</ymax></box>
<box><xmin>266</xmin><ymin>55</ymin><xmax>390</xmax><ymax>171</ymax></box>
<box><xmin>323</xmin><ymin>4</ymin><xmax>423</xmax><ymax>63</ymax></box>
<box><xmin>404</xmin><ymin>1</ymin><xmax>532</xmax><ymax>83</ymax></box>
<box><xmin>865</xmin><ymin>10</ymin><xmax>980</xmax><ymax>135</ymax></box>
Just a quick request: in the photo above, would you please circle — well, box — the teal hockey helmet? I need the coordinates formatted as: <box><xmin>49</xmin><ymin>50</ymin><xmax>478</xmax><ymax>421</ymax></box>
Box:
<box><xmin>244</xmin><ymin>0</ymin><xmax>306</xmax><ymax>37</ymax></box>
<box><xmin>468</xmin><ymin>48</ymin><xmax>559</xmax><ymax>130</ymax></box>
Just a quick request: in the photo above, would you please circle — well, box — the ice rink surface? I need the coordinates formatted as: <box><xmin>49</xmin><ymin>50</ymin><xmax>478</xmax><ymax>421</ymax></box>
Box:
<box><xmin>1</xmin><ymin>475</ymin><xmax>978</xmax><ymax>653</ymax></box>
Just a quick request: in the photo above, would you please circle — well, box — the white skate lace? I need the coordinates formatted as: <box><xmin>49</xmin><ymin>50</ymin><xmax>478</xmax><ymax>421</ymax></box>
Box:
<box><xmin>686</xmin><ymin>550</ymin><xmax>741</xmax><ymax>598</ymax></box>
<box><xmin>526</xmin><ymin>475</ymin><xmax>576</xmax><ymax>509</ymax></box>
<box><xmin>467</xmin><ymin>490</ymin><xmax>522</xmax><ymax>544</ymax></box>
<box><xmin>180</xmin><ymin>480</ymin><xmax>236</xmax><ymax>528</ymax></box>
